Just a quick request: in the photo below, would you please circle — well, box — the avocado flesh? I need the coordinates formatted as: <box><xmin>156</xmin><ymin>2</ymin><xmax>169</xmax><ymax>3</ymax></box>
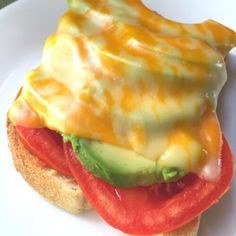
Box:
<box><xmin>64</xmin><ymin>135</ymin><xmax>185</xmax><ymax>188</ymax></box>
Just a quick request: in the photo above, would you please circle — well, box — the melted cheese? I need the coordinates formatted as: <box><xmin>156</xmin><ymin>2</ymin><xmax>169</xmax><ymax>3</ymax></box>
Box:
<box><xmin>9</xmin><ymin>0</ymin><xmax>236</xmax><ymax>179</ymax></box>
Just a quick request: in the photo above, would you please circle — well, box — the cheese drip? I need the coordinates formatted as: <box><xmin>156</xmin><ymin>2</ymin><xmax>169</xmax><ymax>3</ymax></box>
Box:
<box><xmin>9</xmin><ymin>0</ymin><xmax>236</xmax><ymax>179</ymax></box>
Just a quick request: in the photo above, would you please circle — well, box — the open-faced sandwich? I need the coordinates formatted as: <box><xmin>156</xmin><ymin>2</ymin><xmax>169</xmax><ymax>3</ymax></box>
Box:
<box><xmin>7</xmin><ymin>0</ymin><xmax>235</xmax><ymax>235</ymax></box>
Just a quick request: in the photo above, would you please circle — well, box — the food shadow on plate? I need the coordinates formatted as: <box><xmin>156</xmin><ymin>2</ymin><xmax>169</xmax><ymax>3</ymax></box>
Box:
<box><xmin>200</xmin><ymin>50</ymin><xmax>236</xmax><ymax>235</ymax></box>
<box><xmin>217</xmin><ymin>51</ymin><xmax>236</xmax><ymax>135</ymax></box>
<box><xmin>198</xmin><ymin>186</ymin><xmax>235</xmax><ymax>236</ymax></box>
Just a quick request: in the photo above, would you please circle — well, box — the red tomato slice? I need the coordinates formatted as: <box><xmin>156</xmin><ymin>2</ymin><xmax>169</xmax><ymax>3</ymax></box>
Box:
<box><xmin>16</xmin><ymin>126</ymin><xmax>72</xmax><ymax>176</ymax></box>
<box><xmin>64</xmin><ymin>137</ymin><xmax>234</xmax><ymax>234</ymax></box>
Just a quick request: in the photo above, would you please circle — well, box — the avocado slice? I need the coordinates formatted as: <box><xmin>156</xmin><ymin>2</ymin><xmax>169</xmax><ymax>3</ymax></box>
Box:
<box><xmin>64</xmin><ymin>135</ymin><xmax>185</xmax><ymax>188</ymax></box>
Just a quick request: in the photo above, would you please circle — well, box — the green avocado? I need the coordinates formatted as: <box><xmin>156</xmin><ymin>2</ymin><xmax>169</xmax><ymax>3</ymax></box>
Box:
<box><xmin>64</xmin><ymin>135</ymin><xmax>185</xmax><ymax>188</ymax></box>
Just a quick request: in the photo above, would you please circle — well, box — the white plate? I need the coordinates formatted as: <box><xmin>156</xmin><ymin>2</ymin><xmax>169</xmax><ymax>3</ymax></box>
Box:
<box><xmin>0</xmin><ymin>1</ymin><xmax>235</xmax><ymax>235</ymax></box>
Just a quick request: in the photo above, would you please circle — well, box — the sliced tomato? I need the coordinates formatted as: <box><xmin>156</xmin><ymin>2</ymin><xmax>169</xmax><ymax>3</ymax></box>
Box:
<box><xmin>64</xmin><ymin>137</ymin><xmax>234</xmax><ymax>234</ymax></box>
<box><xmin>16</xmin><ymin>126</ymin><xmax>72</xmax><ymax>176</ymax></box>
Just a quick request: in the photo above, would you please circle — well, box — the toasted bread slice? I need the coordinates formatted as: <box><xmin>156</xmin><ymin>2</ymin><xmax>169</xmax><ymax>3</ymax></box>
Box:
<box><xmin>7</xmin><ymin>119</ymin><xmax>200</xmax><ymax>235</ymax></box>
<box><xmin>7</xmin><ymin>119</ymin><xmax>91</xmax><ymax>214</ymax></box>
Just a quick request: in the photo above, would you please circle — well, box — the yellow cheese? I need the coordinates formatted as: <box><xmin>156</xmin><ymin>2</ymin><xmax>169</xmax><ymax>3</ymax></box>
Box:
<box><xmin>9</xmin><ymin>0</ymin><xmax>236</xmax><ymax>179</ymax></box>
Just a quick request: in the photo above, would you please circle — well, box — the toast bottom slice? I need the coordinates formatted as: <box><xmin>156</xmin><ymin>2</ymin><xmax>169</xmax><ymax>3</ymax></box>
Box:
<box><xmin>7</xmin><ymin>119</ymin><xmax>91</xmax><ymax>213</ymax></box>
<box><xmin>7</xmin><ymin>120</ymin><xmax>200</xmax><ymax>235</ymax></box>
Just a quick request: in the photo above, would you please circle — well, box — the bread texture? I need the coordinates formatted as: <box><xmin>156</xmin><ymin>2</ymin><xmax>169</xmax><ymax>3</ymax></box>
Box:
<box><xmin>7</xmin><ymin>119</ymin><xmax>91</xmax><ymax>214</ymax></box>
<box><xmin>7</xmin><ymin>119</ymin><xmax>200</xmax><ymax>235</ymax></box>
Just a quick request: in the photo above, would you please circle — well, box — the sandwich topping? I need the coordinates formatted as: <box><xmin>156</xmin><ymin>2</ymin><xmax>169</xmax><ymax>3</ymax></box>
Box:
<box><xmin>9</xmin><ymin>0</ymin><xmax>235</xmax><ymax>184</ymax></box>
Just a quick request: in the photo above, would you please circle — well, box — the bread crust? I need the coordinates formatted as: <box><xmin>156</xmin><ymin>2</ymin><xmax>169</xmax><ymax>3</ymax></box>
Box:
<box><xmin>7</xmin><ymin>120</ymin><xmax>200</xmax><ymax>235</ymax></box>
<box><xmin>7</xmin><ymin>120</ymin><xmax>91</xmax><ymax>214</ymax></box>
